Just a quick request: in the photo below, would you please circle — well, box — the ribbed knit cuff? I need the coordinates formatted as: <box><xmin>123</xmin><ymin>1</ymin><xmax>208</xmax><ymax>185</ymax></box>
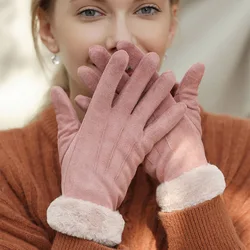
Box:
<box><xmin>47</xmin><ymin>196</ymin><xmax>125</xmax><ymax>247</ymax></box>
<box><xmin>52</xmin><ymin>233</ymin><xmax>114</xmax><ymax>250</ymax></box>
<box><xmin>156</xmin><ymin>164</ymin><xmax>226</xmax><ymax>212</ymax></box>
<box><xmin>158</xmin><ymin>196</ymin><xmax>246</xmax><ymax>249</ymax></box>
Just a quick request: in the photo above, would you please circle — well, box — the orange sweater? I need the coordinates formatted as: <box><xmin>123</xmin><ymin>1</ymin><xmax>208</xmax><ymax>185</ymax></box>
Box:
<box><xmin>0</xmin><ymin>106</ymin><xmax>249</xmax><ymax>250</ymax></box>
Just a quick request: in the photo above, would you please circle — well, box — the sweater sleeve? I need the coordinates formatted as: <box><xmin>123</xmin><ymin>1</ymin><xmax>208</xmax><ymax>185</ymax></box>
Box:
<box><xmin>156</xmin><ymin>164</ymin><xmax>247</xmax><ymax>250</ymax></box>
<box><xmin>158</xmin><ymin>196</ymin><xmax>246</xmax><ymax>250</ymax></box>
<box><xmin>0</xmin><ymin>159</ymin><xmax>115</xmax><ymax>250</ymax></box>
<box><xmin>52</xmin><ymin>234</ymin><xmax>115</xmax><ymax>250</ymax></box>
<box><xmin>0</xmin><ymin>173</ymin><xmax>116</xmax><ymax>250</ymax></box>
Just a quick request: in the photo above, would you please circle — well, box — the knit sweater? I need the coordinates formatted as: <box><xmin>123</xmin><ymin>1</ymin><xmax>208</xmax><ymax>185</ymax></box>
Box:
<box><xmin>0</xmin><ymin>106</ymin><xmax>249</xmax><ymax>250</ymax></box>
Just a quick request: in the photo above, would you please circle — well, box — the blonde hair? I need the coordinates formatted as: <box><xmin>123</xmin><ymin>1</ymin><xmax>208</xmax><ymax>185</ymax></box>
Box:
<box><xmin>31</xmin><ymin>0</ymin><xmax>69</xmax><ymax>90</ymax></box>
<box><xmin>31</xmin><ymin>0</ymin><xmax>179</xmax><ymax>89</ymax></box>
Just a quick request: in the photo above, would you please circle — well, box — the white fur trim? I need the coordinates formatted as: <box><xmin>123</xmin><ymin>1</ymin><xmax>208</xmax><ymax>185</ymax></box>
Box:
<box><xmin>47</xmin><ymin>196</ymin><xmax>125</xmax><ymax>247</ymax></box>
<box><xmin>156</xmin><ymin>164</ymin><xmax>226</xmax><ymax>212</ymax></box>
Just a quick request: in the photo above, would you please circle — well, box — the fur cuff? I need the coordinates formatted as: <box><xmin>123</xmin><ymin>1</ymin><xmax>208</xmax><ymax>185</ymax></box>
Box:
<box><xmin>47</xmin><ymin>196</ymin><xmax>125</xmax><ymax>247</ymax></box>
<box><xmin>156</xmin><ymin>164</ymin><xmax>226</xmax><ymax>212</ymax></box>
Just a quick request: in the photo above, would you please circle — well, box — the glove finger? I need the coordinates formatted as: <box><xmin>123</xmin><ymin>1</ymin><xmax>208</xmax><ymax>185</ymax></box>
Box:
<box><xmin>117</xmin><ymin>41</ymin><xmax>159</xmax><ymax>91</ymax></box>
<box><xmin>75</xmin><ymin>95</ymin><xmax>91</xmax><ymax>112</ymax></box>
<box><xmin>78</xmin><ymin>66</ymin><xmax>119</xmax><ymax>104</ymax></box>
<box><xmin>114</xmin><ymin>52</ymin><xmax>159</xmax><ymax>115</ymax></box>
<box><xmin>91</xmin><ymin>50</ymin><xmax>129</xmax><ymax>111</ymax></box>
<box><xmin>133</xmin><ymin>71</ymin><xmax>176</xmax><ymax>125</ymax></box>
<box><xmin>77</xmin><ymin>66</ymin><xmax>101</xmax><ymax>94</ymax></box>
<box><xmin>146</xmin><ymin>90</ymin><xmax>177</xmax><ymax>127</ymax></box>
<box><xmin>175</xmin><ymin>63</ymin><xmax>205</xmax><ymax>105</ymax></box>
<box><xmin>89</xmin><ymin>45</ymin><xmax>129</xmax><ymax>93</ymax></box>
<box><xmin>89</xmin><ymin>45</ymin><xmax>111</xmax><ymax>71</ymax></box>
<box><xmin>51</xmin><ymin>86</ymin><xmax>80</xmax><ymax>148</ymax></box>
<box><xmin>144</xmin><ymin>102</ymin><xmax>186</xmax><ymax>146</ymax></box>
<box><xmin>117</xmin><ymin>41</ymin><xmax>144</xmax><ymax>70</ymax></box>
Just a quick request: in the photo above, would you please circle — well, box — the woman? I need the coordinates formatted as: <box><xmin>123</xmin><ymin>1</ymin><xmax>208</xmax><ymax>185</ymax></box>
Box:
<box><xmin>0</xmin><ymin>0</ymin><xmax>249</xmax><ymax>249</ymax></box>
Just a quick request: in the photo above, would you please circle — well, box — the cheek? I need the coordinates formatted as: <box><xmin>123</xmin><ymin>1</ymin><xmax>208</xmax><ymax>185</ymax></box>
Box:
<box><xmin>55</xmin><ymin>21</ymin><xmax>107</xmax><ymax>82</ymax></box>
<box><xmin>130</xmin><ymin>18</ymin><xmax>171</xmax><ymax>61</ymax></box>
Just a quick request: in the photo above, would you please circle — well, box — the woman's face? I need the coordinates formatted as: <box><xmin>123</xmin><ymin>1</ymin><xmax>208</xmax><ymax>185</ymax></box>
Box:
<box><xmin>39</xmin><ymin>0</ymin><xmax>177</xmax><ymax>90</ymax></box>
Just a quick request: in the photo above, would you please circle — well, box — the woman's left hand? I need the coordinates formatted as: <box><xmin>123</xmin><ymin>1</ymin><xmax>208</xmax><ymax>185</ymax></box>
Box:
<box><xmin>144</xmin><ymin>63</ymin><xmax>208</xmax><ymax>183</ymax></box>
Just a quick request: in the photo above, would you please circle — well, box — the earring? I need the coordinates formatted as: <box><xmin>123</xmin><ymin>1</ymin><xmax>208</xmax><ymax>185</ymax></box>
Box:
<box><xmin>51</xmin><ymin>54</ymin><xmax>60</xmax><ymax>65</ymax></box>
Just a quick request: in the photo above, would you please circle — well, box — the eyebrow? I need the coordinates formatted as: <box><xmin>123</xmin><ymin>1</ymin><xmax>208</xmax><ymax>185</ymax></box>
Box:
<box><xmin>70</xmin><ymin>0</ymin><xmax>146</xmax><ymax>3</ymax></box>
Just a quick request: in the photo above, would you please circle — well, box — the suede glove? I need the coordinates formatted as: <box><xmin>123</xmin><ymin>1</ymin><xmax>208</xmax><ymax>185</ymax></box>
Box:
<box><xmin>47</xmin><ymin>50</ymin><xmax>186</xmax><ymax>247</ymax></box>
<box><xmin>80</xmin><ymin>42</ymin><xmax>226</xmax><ymax>214</ymax></box>
<box><xmin>116</xmin><ymin>42</ymin><xmax>226</xmax><ymax>213</ymax></box>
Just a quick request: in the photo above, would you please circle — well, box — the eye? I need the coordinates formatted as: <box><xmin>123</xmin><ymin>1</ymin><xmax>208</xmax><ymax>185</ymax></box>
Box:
<box><xmin>78</xmin><ymin>9</ymin><xmax>103</xmax><ymax>18</ymax></box>
<box><xmin>136</xmin><ymin>5</ymin><xmax>160</xmax><ymax>16</ymax></box>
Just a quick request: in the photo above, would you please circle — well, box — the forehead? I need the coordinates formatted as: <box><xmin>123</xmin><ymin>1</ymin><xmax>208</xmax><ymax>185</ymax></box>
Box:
<box><xmin>69</xmin><ymin>0</ymin><xmax>164</xmax><ymax>6</ymax></box>
<box><xmin>70</xmin><ymin>0</ymin><xmax>149</xmax><ymax>3</ymax></box>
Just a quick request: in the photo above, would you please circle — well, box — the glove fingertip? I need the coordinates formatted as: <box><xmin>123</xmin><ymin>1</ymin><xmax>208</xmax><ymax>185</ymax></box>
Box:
<box><xmin>187</xmin><ymin>63</ymin><xmax>206</xmax><ymax>83</ymax></box>
<box><xmin>77</xmin><ymin>66</ymin><xmax>89</xmax><ymax>80</ymax></box>
<box><xmin>117</xmin><ymin>41</ymin><xmax>133</xmax><ymax>50</ymax></box>
<box><xmin>109</xmin><ymin>50</ymin><xmax>129</xmax><ymax>73</ymax></box>
<box><xmin>148</xmin><ymin>52</ymin><xmax>160</xmax><ymax>68</ymax></box>
<box><xmin>51</xmin><ymin>85</ymin><xmax>63</xmax><ymax>96</ymax></box>
<box><xmin>88</xmin><ymin>45</ymin><xmax>105</xmax><ymax>55</ymax></box>
<box><xmin>75</xmin><ymin>95</ymin><xmax>91</xmax><ymax>111</ymax></box>
<box><xmin>50</xmin><ymin>86</ymin><xmax>66</xmax><ymax>108</ymax></box>
<box><xmin>116</xmin><ymin>50</ymin><xmax>129</xmax><ymax>63</ymax></box>
<box><xmin>193</xmin><ymin>62</ymin><xmax>205</xmax><ymax>73</ymax></box>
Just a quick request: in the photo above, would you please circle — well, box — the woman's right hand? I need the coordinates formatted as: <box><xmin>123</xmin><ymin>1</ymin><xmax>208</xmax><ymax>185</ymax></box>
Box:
<box><xmin>47</xmin><ymin>50</ymin><xmax>186</xmax><ymax>247</ymax></box>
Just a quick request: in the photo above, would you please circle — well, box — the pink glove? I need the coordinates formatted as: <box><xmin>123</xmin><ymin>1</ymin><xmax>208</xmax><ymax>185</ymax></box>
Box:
<box><xmin>116</xmin><ymin>43</ymin><xmax>225</xmax><ymax>212</ymax></box>
<box><xmin>147</xmin><ymin>64</ymin><xmax>225</xmax><ymax>212</ymax></box>
<box><xmin>81</xmin><ymin>42</ymin><xmax>226</xmax><ymax>214</ymax></box>
<box><xmin>79</xmin><ymin>43</ymin><xmax>205</xmax><ymax>181</ymax></box>
<box><xmin>144</xmin><ymin>64</ymin><xmax>207</xmax><ymax>182</ymax></box>
<box><xmin>47</xmin><ymin>50</ymin><xmax>186</xmax><ymax>246</ymax></box>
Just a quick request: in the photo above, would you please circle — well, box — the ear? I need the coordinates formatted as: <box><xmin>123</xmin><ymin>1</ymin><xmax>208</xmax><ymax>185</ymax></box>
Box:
<box><xmin>167</xmin><ymin>4</ymin><xmax>179</xmax><ymax>48</ymax></box>
<box><xmin>38</xmin><ymin>8</ymin><xmax>59</xmax><ymax>54</ymax></box>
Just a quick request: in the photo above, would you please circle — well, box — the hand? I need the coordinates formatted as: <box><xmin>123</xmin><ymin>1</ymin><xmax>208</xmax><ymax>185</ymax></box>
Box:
<box><xmin>79</xmin><ymin>42</ymin><xmax>205</xmax><ymax>182</ymax></box>
<box><xmin>144</xmin><ymin>63</ymin><xmax>208</xmax><ymax>183</ymax></box>
<box><xmin>111</xmin><ymin>44</ymin><xmax>224</xmax><ymax>212</ymax></box>
<box><xmin>151</xmin><ymin>64</ymin><xmax>225</xmax><ymax>214</ymax></box>
<box><xmin>47</xmin><ymin>50</ymin><xmax>186</xmax><ymax>246</ymax></box>
<box><xmin>80</xmin><ymin>43</ymin><xmax>225</xmax><ymax>216</ymax></box>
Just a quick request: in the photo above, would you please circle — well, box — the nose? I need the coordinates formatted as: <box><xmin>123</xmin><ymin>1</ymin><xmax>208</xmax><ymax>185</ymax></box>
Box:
<box><xmin>105</xmin><ymin>17</ymin><xmax>136</xmax><ymax>53</ymax></box>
